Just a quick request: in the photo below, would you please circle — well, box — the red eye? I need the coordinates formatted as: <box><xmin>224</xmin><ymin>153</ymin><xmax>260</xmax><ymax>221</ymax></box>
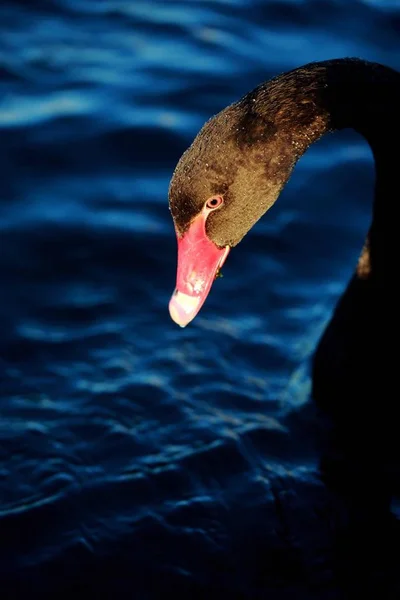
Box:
<box><xmin>206</xmin><ymin>196</ymin><xmax>223</xmax><ymax>209</ymax></box>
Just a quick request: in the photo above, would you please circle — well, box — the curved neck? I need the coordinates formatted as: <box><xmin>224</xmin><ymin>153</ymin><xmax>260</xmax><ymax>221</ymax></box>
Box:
<box><xmin>320</xmin><ymin>59</ymin><xmax>399</xmax><ymax>278</ymax></box>
<box><xmin>251</xmin><ymin>58</ymin><xmax>399</xmax><ymax>151</ymax></box>
<box><xmin>249</xmin><ymin>59</ymin><xmax>399</xmax><ymax>277</ymax></box>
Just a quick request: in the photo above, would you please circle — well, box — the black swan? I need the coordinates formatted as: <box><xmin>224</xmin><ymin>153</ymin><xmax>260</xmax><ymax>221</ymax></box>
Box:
<box><xmin>168</xmin><ymin>58</ymin><xmax>400</xmax><ymax>593</ymax></box>
<box><xmin>168</xmin><ymin>57</ymin><xmax>398</xmax><ymax>329</ymax></box>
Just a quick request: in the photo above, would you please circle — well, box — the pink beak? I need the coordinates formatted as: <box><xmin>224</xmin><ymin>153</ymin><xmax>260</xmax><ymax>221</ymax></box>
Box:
<box><xmin>169</xmin><ymin>211</ymin><xmax>230</xmax><ymax>327</ymax></box>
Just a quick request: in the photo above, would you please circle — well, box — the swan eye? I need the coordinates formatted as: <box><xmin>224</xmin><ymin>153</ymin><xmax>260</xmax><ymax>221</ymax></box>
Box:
<box><xmin>206</xmin><ymin>196</ymin><xmax>223</xmax><ymax>209</ymax></box>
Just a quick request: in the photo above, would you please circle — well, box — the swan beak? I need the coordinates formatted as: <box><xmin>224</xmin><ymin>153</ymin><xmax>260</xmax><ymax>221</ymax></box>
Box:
<box><xmin>169</xmin><ymin>212</ymin><xmax>230</xmax><ymax>327</ymax></box>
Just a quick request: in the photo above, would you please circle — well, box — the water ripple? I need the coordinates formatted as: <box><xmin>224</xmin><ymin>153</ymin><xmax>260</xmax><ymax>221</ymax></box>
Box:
<box><xmin>1</xmin><ymin>0</ymin><xmax>399</xmax><ymax>597</ymax></box>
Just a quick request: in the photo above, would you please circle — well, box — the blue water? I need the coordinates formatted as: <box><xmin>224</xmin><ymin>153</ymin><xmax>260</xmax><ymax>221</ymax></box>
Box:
<box><xmin>1</xmin><ymin>1</ymin><xmax>399</xmax><ymax>598</ymax></box>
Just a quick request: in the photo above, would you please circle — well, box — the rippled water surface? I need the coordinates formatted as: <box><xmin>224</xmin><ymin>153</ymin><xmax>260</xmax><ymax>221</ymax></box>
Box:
<box><xmin>1</xmin><ymin>1</ymin><xmax>399</xmax><ymax>598</ymax></box>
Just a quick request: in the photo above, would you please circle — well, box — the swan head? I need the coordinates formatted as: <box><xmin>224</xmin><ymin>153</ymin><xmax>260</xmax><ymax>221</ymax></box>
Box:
<box><xmin>168</xmin><ymin>69</ymin><xmax>327</xmax><ymax>326</ymax></box>
<box><xmin>168</xmin><ymin>101</ymin><xmax>290</xmax><ymax>327</ymax></box>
